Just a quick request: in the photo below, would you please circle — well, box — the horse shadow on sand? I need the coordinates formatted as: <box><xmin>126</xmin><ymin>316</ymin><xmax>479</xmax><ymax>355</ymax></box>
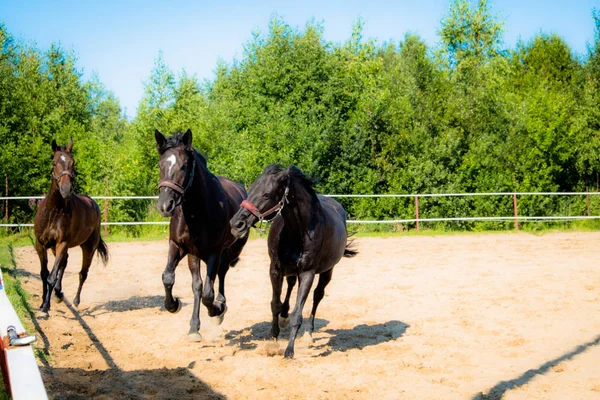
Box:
<box><xmin>225</xmin><ymin>319</ymin><xmax>409</xmax><ymax>356</ymax></box>
<box><xmin>80</xmin><ymin>295</ymin><xmax>167</xmax><ymax>317</ymax></box>
<box><xmin>473</xmin><ymin>333</ymin><xmax>600</xmax><ymax>400</ymax></box>
<box><xmin>40</xmin><ymin>298</ymin><xmax>224</xmax><ymax>400</ymax></box>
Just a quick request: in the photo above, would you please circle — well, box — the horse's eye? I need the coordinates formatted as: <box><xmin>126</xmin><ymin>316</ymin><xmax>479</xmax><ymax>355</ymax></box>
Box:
<box><xmin>262</xmin><ymin>193</ymin><xmax>270</xmax><ymax>199</ymax></box>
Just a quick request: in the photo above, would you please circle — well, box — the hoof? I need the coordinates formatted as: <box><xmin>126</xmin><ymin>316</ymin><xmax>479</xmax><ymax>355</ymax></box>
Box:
<box><xmin>54</xmin><ymin>292</ymin><xmax>64</xmax><ymax>303</ymax></box>
<box><xmin>278</xmin><ymin>315</ymin><xmax>290</xmax><ymax>328</ymax></box>
<box><xmin>36</xmin><ymin>310</ymin><xmax>49</xmax><ymax>320</ymax></box>
<box><xmin>209</xmin><ymin>304</ymin><xmax>227</xmax><ymax>326</ymax></box>
<box><xmin>167</xmin><ymin>297</ymin><xmax>182</xmax><ymax>314</ymax></box>
<box><xmin>73</xmin><ymin>297</ymin><xmax>80</xmax><ymax>307</ymax></box>
<box><xmin>188</xmin><ymin>333</ymin><xmax>203</xmax><ymax>342</ymax></box>
<box><xmin>284</xmin><ymin>349</ymin><xmax>294</xmax><ymax>359</ymax></box>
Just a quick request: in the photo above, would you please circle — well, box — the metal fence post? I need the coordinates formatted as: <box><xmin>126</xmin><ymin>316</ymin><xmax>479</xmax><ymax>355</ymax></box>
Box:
<box><xmin>513</xmin><ymin>193</ymin><xmax>519</xmax><ymax>231</ymax></box>
<box><xmin>415</xmin><ymin>195</ymin><xmax>420</xmax><ymax>232</ymax></box>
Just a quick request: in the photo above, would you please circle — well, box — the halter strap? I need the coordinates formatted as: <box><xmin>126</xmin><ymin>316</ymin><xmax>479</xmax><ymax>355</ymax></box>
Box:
<box><xmin>52</xmin><ymin>170</ymin><xmax>74</xmax><ymax>181</ymax></box>
<box><xmin>240</xmin><ymin>176</ymin><xmax>290</xmax><ymax>224</ymax></box>
<box><xmin>158</xmin><ymin>157</ymin><xmax>196</xmax><ymax>197</ymax></box>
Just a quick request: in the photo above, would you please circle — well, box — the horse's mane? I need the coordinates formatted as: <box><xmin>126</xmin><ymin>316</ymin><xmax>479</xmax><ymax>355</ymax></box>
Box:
<box><xmin>53</xmin><ymin>145</ymin><xmax>69</xmax><ymax>152</ymax></box>
<box><xmin>159</xmin><ymin>131</ymin><xmax>208</xmax><ymax>167</ymax></box>
<box><xmin>263</xmin><ymin>164</ymin><xmax>317</xmax><ymax>197</ymax></box>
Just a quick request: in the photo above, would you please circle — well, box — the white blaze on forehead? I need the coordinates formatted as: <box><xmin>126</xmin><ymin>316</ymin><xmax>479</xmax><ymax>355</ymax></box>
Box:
<box><xmin>166</xmin><ymin>154</ymin><xmax>177</xmax><ymax>175</ymax></box>
<box><xmin>60</xmin><ymin>155</ymin><xmax>66</xmax><ymax>162</ymax></box>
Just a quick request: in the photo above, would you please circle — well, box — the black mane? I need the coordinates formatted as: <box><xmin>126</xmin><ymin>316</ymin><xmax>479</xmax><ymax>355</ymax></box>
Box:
<box><xmin>159</xmin><ymin>131</ymin><xmax>207</xmax><ymax>167</ymax></box>
<box><xmin>263</xmin><ymin>164</ymin><xmax>316</xmax><ymax>195</ymax></box>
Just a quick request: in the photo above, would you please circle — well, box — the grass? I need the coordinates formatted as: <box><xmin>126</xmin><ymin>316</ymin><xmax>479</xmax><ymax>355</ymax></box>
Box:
<box><xmin>0</xmin><ymin>231</ymin><xmax>51</xmax><ymax>399</ymax></box>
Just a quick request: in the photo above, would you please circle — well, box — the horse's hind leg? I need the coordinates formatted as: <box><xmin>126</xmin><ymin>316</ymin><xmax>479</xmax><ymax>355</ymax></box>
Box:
<box><xmin>74</xmin><ymin>238</ymin><xmax>96</xmax><ymax>307</ymax></box>
<box><xmin>284</xmin><ymin>270</ymin><xmax>316</xmax><ymax>359</ymax></box>
<box><xmin>309</xmin><ymin>268</ymin><xmax>333</xmax><ymax>338</ymax></box>
<box><xmin>210</xmin><ymin>257</ymin><xmax>230</xmax><ymax>325</ymax></box>
<box><xmin>279</xmin><ymin>276</ymin><xmax>297</xmax><ymax>328</ymax></box>
<box><xmin>201</xmin><ymin>253</ymin><xmax>225</xmax><ymax>318</ymax></box>
<box><xmin>35</xmin><ymin>240</ymin><xmax>49</xmax><ymax>309</ymax></box>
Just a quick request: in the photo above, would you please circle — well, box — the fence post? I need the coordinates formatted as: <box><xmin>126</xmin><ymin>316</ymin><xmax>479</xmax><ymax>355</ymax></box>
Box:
<box><xmin>4</xmin><ymin>174</ymin><xmax>8</xmax><ymax>224</ymax></box>
<box><xmin>513</xmin><ymin>193</ymin><xmax>519</xmax><ymax>231</ymax></box>
<box><xmin>586</xmin><ymin>180</ymin><xmax>591</xmax><ymax>217</ymax></box>
<box><xmin>103</xmin><ymin>177</ymin><xmax>108</xmax><ymax>237</ymax></box>
<box><xmin>415</xmin><ymin>195</ymin><xmax>420</xmax><ymax>232</ymax></box>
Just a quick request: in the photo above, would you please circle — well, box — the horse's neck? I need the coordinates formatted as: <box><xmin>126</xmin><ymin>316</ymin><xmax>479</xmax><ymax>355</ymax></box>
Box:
<box><xmin>46</xmin><ymin>180</ymin><xmax>69</xmax><ymax>211</ymax></box>
<box><xmin>281</xmin><ymin>181</ymin><xmax>320</xmax><ymax>240</ymax></box>
<box><xmin>182</xmin><ymin>158</ymin><xmax>221</xmax><ymax>215</ymax></box>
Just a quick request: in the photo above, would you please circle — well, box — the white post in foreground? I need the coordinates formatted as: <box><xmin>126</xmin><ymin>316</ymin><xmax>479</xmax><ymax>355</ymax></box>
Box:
<box><xmin>0</xmin><ymin>272</ymin><xmax>47</xmax><ymax>399</ymax></box>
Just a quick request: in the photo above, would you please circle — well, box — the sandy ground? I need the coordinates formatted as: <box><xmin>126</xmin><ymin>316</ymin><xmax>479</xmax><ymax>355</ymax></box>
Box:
<box><xmin>11</xmin><ymin>232</ymin><xmax>600</xmax><ymax>399</ymax></box>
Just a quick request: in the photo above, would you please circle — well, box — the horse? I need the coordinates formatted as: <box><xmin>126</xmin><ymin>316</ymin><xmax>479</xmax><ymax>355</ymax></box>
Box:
<box><xmin>230</xmin><ymin>164</ymin><xmax>357</xmax><ymax>358</ymax></box>
<box><xmin>154</xmin><ymin>129</ymin><xmax>249</xmax><ymax>341</ymax></box>
<box><xmin>34</xmin><ymin>139</ymin><xmax>109</xmax><ymax>314</ymax></box>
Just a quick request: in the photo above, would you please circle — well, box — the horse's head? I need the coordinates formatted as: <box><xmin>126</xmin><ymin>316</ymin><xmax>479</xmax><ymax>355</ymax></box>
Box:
<box><xmin>51</xmin><ymin>138</ymin><xmax>75</xmax><ymax>201</ymax></box>
<box><xmin>230</xmin><ymin>164</ymin><xmax>292</xmax><ymax>238</ymax></box>
<box><xmin>155</xmin><ymin>129</ymin><xmax>195</xmax><ymax>217</ymax></box>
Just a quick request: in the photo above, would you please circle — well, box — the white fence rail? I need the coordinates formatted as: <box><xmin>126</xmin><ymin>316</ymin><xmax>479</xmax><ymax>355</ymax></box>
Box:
<box><xmin>0</xmin><ymin>272</ymin><xmax>48</xmax><ymax>399</ymax></box>
<box><xmin>0</xmin><ymin>192</ymin><xmax>599</xmax><ymax>229</ymax></box>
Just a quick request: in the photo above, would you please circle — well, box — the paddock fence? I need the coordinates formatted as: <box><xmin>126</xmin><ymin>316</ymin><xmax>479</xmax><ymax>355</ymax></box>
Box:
<box><xmin>1</xmin><ymin>192</ymin><xmax>600</xmax><ymax>232</ymax></box>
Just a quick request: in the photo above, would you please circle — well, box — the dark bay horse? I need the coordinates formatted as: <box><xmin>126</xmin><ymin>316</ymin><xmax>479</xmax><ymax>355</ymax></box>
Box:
<box><xmin>155</xmin><ymin>129</ymin><xmax>249</xmax><ymax>341</ymax></box>
<box><xmin>34</xmin><ymin>139</ymin><xmax>109</xmax><ymax>314</ymax></box>
<box><xmin>230</xmin><ymin>164</ymin><xmax>356</xmax><ymax>358</ymax></box>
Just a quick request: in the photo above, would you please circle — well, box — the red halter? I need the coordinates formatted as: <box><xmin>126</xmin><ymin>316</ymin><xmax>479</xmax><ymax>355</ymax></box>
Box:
<box><xmin>240</xmin><ymin>177</ymin><xmax>290</xmax><ymax>223</ymax></box>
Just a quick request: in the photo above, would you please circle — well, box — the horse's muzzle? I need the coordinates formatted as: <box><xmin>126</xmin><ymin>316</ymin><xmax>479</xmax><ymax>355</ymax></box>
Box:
<box><xmin>230</xmin><ymin>218</ymin><xmax>248</xmax><ymax>238</ymax></box>
<box><xmin>59</xmin><ymin>183</ymin><xmax>73</xmax><ymax>200</ymax></box>
<box><xmin>157</xmin><ymin>190</ymin><xmax>178</xmax><ymax>217</ymax></box>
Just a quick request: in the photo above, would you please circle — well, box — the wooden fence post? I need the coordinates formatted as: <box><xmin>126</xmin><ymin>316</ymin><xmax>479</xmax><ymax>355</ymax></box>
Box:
<box><xmin>415</xmin><ymin>195</ymin><xmax>420</xmax><ymax>232</ymax></box>
<box><xmin>103</xmin><ymin>177</ymin><xmax>108</xmax><ymax>237</ymax></box>
<box><xmin>586</xmin><ymin>180</ymin><xmax>591</xmax><ymax>217</ymax></box>
<box><xmin>513</xmin><ymin>193</ymin><xmax>519</xmax><ymax>231</ymax></box>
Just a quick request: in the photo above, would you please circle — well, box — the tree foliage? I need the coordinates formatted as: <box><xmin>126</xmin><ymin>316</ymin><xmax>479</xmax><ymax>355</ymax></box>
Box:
<box><xmin>1</xmin><ymin>1</ymin><xmax>599</xmax><ymax>231</ymax></box>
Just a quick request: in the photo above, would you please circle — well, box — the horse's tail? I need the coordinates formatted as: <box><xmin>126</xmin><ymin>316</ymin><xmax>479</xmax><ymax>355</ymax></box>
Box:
<box><xmin>344</xmin><ymin>228</ymin><xmax>358</xmax><ymax>258</ymax></box>
<box><xmin>97</xmin><ymin>237</ymin><xmax>109</xmax><ymax>266</ymax></box>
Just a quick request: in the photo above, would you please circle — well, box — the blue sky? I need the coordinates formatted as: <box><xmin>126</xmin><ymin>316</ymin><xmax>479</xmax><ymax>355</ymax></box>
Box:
<box><xmin>1</xmin><ymin>0</ymin><xmax>597</xmax><ymax>118</ymax></box>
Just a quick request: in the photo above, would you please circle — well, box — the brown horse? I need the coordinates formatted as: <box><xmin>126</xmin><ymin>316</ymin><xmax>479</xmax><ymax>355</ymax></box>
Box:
<box><xmin>34</xmin><ymin>139</ymin><xmax>108</xmax><ymax>314</ymax></box>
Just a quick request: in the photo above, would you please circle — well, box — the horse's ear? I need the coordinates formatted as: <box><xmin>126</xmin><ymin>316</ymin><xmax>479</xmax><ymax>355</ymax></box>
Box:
<box><xmin>284</xmin><ymin>165</ymin><xmax>297</xmax><ymax>179</ymax></box>
<box><xmin>51</xmin><ymin>139</ymin><xmax>57</xmax><ymax>153</ymax></box>
<box><xmin>182</xmin><ymin>129</ymin><xmax>193</xmax><ymax>150</ymax></box>
<box><xmin>155</xmin><ymin>129</ymin><xmax>167</xmax><ymax>154</ymax></box>
<box><xmin>66</xmin><ymin>138</ymin><xmax>73</xmax><ymax>153</ymax></box>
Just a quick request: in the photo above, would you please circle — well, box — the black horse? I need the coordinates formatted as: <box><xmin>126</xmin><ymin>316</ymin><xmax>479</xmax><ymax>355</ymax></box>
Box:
<box><xmin>155</xmin><ymin>129</ymin><xmax>249</xmax><ymax>341</ymax></box>
<box><xmin>34</xmin><ymin>139</ymin><xmax>109</xmax><ymax>314</ymax></box>
<box><xmin>230</xmin><ymin>165</ymin><xmax>356</xmax><ymax>358</ymax></box>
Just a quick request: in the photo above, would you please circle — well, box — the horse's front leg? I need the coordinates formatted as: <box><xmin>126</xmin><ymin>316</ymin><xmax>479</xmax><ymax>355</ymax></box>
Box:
<box><xmin>270</xmin><ymin>264</ymin><xmax>284</xmax><ymax>340</ymax></box>
<box><xmin>163</xmin><ymin>240</ymin><xmax>185</xmax><ymax>313</ymax></box>
<box><xmin>187</xmin><ymin>254</ymin><xmax>203</xmax><ymax>341</ymax></box>
<box><xmin>284</xmin><ymin>269</ymin><xmax>316</xmax><ymax>359</ymax></box>
<box><xmin>202</xmin><ymin>253</ymin><xmax>225</xmax><ymax>322</ymax></box>
<box><xmin>41</xmin><ymin>242</ymin><xmax>68</xmax><ymax>313</ymax></box>
<box><xmin>35</xmin><ymin>240</ymin><xmax>49</xmax><ymax>310</ymax></box>
<box><xmin>279</xmin><ymin>275</ymin><xmax>297</xmax><ymax>328</ymax></box>
<box><xmin>53</xmin><ymin>253</ymin><xmax>68</xmax><ymax>303</ymax></box>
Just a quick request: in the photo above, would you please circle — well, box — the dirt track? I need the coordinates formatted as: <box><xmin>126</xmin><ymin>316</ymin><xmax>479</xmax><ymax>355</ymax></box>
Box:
<box><xmin>13</xmin><ymin>232</ymin><xmax>600</xmax><ymax>399</ymax></box>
